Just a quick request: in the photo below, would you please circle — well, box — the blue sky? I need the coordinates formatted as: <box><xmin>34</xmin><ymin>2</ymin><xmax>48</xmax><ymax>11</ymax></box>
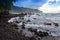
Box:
<box><xmin>13</xmin><ymin>0</ymin><xmax>47</xmax><ymax>8</ymax></box>
<box><xmin>13</xmin><ymin>0</ymin><xmax>60</xmax><ymax>13</ymax></box>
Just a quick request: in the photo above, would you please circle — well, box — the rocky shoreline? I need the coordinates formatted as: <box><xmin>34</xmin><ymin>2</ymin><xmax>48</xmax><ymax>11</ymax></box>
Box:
<box><xmin>0</xmin><ymin>14</ymin><xmax>60</xmax><ymax>40</ymax></box>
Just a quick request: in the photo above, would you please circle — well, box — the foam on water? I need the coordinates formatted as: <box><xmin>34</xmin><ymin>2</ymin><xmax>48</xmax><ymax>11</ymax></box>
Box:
<box><xmin>8</xmin><ymin>13</ymin><xmax>60</xmax><ymax>36</ymax></box>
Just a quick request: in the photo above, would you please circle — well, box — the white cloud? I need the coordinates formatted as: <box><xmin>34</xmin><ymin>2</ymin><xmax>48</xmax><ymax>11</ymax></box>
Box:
<box><xmin>56</xmin><ymin>0</ymin><xmax>59</xmax><ymax>2</ymax></box>
<box><xmin>39</xmin><ymin>0</ymin><xmax>60</xmax><ymax>13</ymax></box>
<box><xmin>49</xmin><ymin>0</ymin><xmax>55</xmax><ymax>1</ymax></box>
<box><xmin>14</xmin><ymin>0</ymin><xmax>47</xmax><ymax>9</ymax></box>
<box><xmin>49</xmin><ymin>0</ymin><xmax>59</xmax><ymax>2</ymax></box>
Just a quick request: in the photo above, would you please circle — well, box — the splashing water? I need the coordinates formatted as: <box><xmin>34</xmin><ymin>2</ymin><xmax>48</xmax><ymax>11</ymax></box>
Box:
<box><xmin>8</xmin><ymin>13</ymin><xmax>60</xmax><ymax>36</ymax></box>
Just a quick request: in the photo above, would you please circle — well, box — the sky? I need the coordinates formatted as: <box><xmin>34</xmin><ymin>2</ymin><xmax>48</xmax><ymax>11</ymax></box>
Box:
<box><xmin>13</xmin><ymin>0</ymin><xmax>60</xmax><ymax>13</ymax></box>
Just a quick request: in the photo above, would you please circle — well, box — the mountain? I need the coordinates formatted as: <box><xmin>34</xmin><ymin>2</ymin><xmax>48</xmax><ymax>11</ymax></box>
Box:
<box><xmin>9</xmin><ymin>6</ymin><xmax>42</xmax><ymax>14</ymax></box>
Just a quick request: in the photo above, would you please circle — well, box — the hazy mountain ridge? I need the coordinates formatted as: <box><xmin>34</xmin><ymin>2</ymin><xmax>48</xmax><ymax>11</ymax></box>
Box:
<box><xmin>9</xmin><ymin>6</ymin><xmax>42</xmax><ymax>14</ymax></box>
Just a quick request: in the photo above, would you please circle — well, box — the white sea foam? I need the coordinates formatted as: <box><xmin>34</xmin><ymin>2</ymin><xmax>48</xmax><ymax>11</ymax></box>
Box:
<box><xmin>8</xmin><ymin>13</ymin><xmax>60</xmax><ymax>36</ymax></box>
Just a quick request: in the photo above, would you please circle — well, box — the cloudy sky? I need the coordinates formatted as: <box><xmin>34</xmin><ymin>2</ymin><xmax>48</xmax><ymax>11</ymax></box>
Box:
<box><xmin>13</xmin><ymin>0</ymin><xmax>60</xmax><ymax>13</ymax></box>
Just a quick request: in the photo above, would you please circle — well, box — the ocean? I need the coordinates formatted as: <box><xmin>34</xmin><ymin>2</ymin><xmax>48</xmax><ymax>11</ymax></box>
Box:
<box><xmin>8</xmin><ymin>13</ymin><xmax>60</xmax><ymax>36</ymax></box>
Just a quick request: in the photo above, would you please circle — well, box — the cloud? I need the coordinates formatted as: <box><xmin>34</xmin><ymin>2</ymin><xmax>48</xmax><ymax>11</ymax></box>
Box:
<box><xmin>13</xmin><ymin>0</ymin><xmax>47</xmax><ymax>9</ymax></box>
<box><xmin>13</xmin><ymin>0</ymin><xmax>60</xmax><ymax>13</ymax></box>
<box><xmin>39</xmin><ymin>0</ymin><xmax>60</xmax><ymax>13</ymax></box>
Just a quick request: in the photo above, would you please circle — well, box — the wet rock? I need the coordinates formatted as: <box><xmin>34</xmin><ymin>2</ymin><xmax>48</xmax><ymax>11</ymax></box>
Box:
<box><xmin>53</xmin><ymin>23</ymin><xmax>59</xmax><ymax>26</ymax></box>
<box><xmin>44</xmin><ymin>22</ymin><xmax>51</xmax><ymax>25</ymax></box>
<box><xmin>21</xmin><ymin>23</ymin><xmax>25</xmax><ymax>29</ymax></box>
<box><xmin>28</xmin><ymin>28</ymin><xmax>32</xmax><ymax>32</ymax></box>
<box><xmin>33</xmin><ymin>18</ymin><xmax>36</xmax><ymax>20</ymax></box>
<box><xmin>28</xmin><ymin>28</ymin><xmax>37</xmax><ymax>32</ymax></box>
<box><xmin>35</xmin><ymin>31</ymin><xmax>49</xmax><ymax>37</ymax></box>
<box><xmin>26</xmin><ymin>20</ymin><xmax>31</xmax><ymax>22</ymax></box>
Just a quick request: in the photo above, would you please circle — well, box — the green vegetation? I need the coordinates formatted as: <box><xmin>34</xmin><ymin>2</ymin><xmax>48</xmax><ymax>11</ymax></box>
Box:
<box><xmin>0</xmin><ymin>0</ymin><xmax>16</xmax><ymax>13</ymax></box>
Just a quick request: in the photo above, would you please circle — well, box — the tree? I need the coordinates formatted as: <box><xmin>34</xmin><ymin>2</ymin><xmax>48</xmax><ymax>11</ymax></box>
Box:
<box><xmin>0</xmin><ymin>0</ymin><xmax>16</xmax><ymax>14</ymax></box>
